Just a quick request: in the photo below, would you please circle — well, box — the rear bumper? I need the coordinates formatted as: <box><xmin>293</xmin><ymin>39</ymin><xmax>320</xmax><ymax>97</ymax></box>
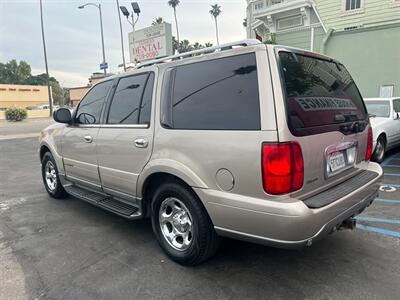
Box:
<box><xmin>194</xmin><ymin>162</ymin><xmax>382</xmax><ymax>248</ymax></box>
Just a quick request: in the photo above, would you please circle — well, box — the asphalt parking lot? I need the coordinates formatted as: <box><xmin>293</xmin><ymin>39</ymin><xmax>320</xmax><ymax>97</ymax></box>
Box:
<box><xmin>1</xmin><ymin>131</ymin><xmax>400</xmax><ymax>299</ymax></box>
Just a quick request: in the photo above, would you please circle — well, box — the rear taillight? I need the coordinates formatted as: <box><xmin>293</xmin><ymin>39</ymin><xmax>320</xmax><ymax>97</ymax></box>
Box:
<box><xmin>262</xmin><ymin>142</ymin><xmax>304</xmax><ymax>195</ymax></box>
<box><xmin>365</xmin><ymin>127</ymin><xmax>373</xmax><ymax>161</ymax></box>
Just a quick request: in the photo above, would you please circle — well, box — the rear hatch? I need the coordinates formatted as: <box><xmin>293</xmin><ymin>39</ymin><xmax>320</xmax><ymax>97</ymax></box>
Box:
<box><xmin>275</xmin><ymin>49</ymin><xmax>372</xmax><ymax>201</ymax></box>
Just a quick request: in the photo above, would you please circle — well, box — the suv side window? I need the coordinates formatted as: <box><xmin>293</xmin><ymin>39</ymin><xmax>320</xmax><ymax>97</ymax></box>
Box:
<box><xmin>107</xmin><ymin>73</ymin><xmax>154</xmax><ymax>125</ymax></box>
<box><xmin>393</xmin><ymin>99</ymin><xmax>400</xmax><ymax>113</ymax></box>
<box><xmin>164</xmin><ymin>53</ymin><xmax>260</xmax><ymax>130</ymax></box>
<box><xmin>75</xmin><ymin>80</ymin><xmax>113</xmax><ymax>124</ymax></box>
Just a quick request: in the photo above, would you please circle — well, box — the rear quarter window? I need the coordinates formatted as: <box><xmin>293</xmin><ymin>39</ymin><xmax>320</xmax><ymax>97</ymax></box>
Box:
<box><xmin>162</xmin><ymin>53</ymin><xmax>261</xmax><ymax>130</ymax></box>
<box><xmin>278</xmin><ymin>51</ymin><xmax>367</xmax><ymax>136</ymax></box>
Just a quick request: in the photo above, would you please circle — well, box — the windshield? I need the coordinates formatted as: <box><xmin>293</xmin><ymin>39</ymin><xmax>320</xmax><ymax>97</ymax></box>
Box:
<box><xmin>365</xmin><ymin>101</ymin><xmax>390</xmax><ymax>118</ymax></box>
<box><xmin>278</xmin><ymin>51</ymin><xmax>367</xmax><ymax>136</ymax></box>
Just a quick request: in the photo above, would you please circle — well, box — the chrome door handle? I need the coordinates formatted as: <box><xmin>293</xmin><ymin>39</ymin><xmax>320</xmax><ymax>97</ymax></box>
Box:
<box><xmin>84</xmin><ymin>135</ymin><xmax>93</xmax><ymax>143</ymax></box>
<box><xmin>134</xmin><ymin>138</ymin><xmax>148</xmax><ymax>148</ymax></box>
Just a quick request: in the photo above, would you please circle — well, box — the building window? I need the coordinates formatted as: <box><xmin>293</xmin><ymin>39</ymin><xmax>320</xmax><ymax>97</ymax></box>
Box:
<box><xmin>254</xmin><ymin>1</ymin><xmax>264</xmax><ymax>11</ymax></box>
<box><xmin>345</xmin><ymin>0</ymin><xmax>362</xmax><ymax>11</ymax></box>
<box><xmin>277</xmin><ymin>15</ymin><xmax>303</xmax><ymax>30</ymax></box>
<box><xmin>380</xmin><ymin>85</ymin><xmax>394</xmax><ymax>98</ymax></box>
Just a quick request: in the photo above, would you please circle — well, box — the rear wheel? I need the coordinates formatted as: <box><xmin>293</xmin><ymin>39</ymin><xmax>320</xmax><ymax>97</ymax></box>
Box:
<box><xmin>151</xmin><ymin>181</ymin><xmax>219</xmax><ymax>265</ymax></box>
<box><xmin>373</xmin><ymin>136</ymin><xmax>386</xmax><ymax>163</ymax></box>
<box><xmin>41</xmin><ymin>152</ymin><xmax>68</xmax><ymax>199</ymax></box>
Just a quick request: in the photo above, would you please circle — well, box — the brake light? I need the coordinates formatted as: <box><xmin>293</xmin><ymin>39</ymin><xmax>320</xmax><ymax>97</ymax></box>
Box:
<box><xmin>365</xmin><ymin>127</ymin><xmax>373</xmax><ymax>161</ymax></box>
<box><xmin>262</xmin><ymin>142</ymin><xmax>304</xmax><ymax>195</ymax></box>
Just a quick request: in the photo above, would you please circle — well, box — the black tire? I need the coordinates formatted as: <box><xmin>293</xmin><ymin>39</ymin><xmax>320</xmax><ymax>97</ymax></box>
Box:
<box><xmin>41</xmin><ymin>152</ymin><xmax>68</xmax><ymax>199</ymax></box>
<box><xmin>373</xmin><ymin>136</ymin><xmax>386</xmax><ymax>163</ymax></box>
<box><xmin>151</xmin><ymin>181</ymin><xmax>219</xmax><ymax>266</ymax></box>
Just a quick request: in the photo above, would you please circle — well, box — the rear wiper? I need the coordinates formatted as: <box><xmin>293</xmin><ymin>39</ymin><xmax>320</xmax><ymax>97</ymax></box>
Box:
<box><xmin>340</xmin><ymin>120</ymin><xmax>366</xmax><ymax>134</ymax></box>
<box><xmin>368</xmin><ymin>113</ymin><xmax>377</xmax><ymax>118</ymax></box>
<box><xmin>334</xmin><ymin>113</ymin><xmax>346</xmax><ymax>123</ymax></box>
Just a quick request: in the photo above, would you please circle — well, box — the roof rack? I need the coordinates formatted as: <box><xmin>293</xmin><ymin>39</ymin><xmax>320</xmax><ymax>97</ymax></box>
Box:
<box><xmin>136</xmin><ymin>39</ymin><xmax>261</xmax><ymax>69</ymax></box>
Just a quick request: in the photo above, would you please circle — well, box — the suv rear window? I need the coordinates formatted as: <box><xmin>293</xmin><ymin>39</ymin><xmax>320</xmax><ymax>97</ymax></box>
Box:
<box><xmin>278</xmin><ymin>51</ymin><xmax>367</xmax><ymax>136</ymax></box>
<box><xmin>163</xmin><ymin>53</ymin><xmax>260</xmax><ymax>130</ymax></box>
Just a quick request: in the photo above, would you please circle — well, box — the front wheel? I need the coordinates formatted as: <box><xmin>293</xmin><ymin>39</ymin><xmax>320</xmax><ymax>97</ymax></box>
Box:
<box><xmin>41</xmin><ymin>152</ymin><xmax>68</xmax><ymax>199</ymax></box>
<box><xmin>373</xmin><ymin>136</ymin><xmax>386</xmax><ymax>163</ymax></box>
<box><xmin>151</xmin><ymin>182</ymin><xmax>219</xmax><ymax>265</ymax></box>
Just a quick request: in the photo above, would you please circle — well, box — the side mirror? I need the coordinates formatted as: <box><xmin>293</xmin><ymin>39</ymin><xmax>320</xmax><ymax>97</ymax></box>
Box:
<box><xmin>394</xmin><ymin>112</ymin><xmax>400</xmax><ymax>120</ymax></box>
<box><xmin>53</xmin><ymin>107</ymin><xmax>72</xmax><ymax>124</ymax></box>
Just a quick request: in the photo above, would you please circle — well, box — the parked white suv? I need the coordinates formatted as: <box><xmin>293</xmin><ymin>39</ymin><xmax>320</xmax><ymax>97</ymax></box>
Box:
<box><xmin>365</xmin><ymin>98</ymin><xmax>400</xmax><ymax>162</ymax></box>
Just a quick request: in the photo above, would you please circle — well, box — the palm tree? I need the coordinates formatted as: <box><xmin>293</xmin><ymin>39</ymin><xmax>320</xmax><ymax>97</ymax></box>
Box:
<box><xmin>172</xmin><ymin>36</ymin><xmax>179</xmax><ymax>54</ymax></box>
<box><xmin>209</xmin><ymin>4</ymin><xmax>222</xmax><ymax>45</ymax></box>
<box><xmin>192</xmin><ymin>42</ymin><xmax>203</xmax><ymax>50</ymax></box>
<box><xmin>152</xmin><ymin>17</ymin><xmax>164</xmax><ymax>26</ymax></box>
<box><xmin>178</xmin><ymin>40</ymin><xmax>193</xmax><ymax>53</ymax></box>
<box><xmin>204</xmin><ymin>42</ymin><xmax>213</xmax><ymax>48</ymax></box>
<box><xmin>168</xmin><ymin>0</ymin><xmax>180</xmax><ymax>44</ymax></box>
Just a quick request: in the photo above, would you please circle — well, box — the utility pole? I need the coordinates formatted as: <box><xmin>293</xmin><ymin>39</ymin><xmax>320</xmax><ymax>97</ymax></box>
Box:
<box><xmin>39</xmin><ymin>0</ymin><xmax>53</xmax><ymax>117</ymax></box>
<box><xmin>78</xmin><ymin>3</ymin><xmax>107</xmax><ymax>75</ymax></box>
<box><xmin>116</xmin><ymin>0</ymin><xmax>126</xmax><ymax>71</ymax></box>
<box><xmin>99</xmin><ymin>4</ymin><xmax>106</xmax><ymax>75</ymax></box>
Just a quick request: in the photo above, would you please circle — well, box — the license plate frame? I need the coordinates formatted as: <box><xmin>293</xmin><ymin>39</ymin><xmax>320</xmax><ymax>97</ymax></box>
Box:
<box><xmin>324</xmin><ymin>142</ymin><xmax>358</xmax><ymax>178</ymax></box>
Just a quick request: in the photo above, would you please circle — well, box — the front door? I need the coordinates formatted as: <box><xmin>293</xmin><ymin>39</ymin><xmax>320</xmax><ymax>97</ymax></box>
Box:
<box><xmin>96</xmin><ymin>72</ymin><xmax>155</xmax><ymax>199</ymax></box>
<box><xmin>62</xmin><ymin>79</ymin><xmax>113</xmax><ymax>190</ymax></box>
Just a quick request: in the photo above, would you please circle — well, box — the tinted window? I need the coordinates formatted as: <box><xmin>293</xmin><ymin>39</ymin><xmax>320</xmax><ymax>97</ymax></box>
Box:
<box><xmin>139</xmin><ymin>73</ymin><xmax>155</xmax><ymax>124</ymax></box>
<box><xmin>75</xmin><ymin>80</ymin><xmax>113</xmax><ymax>124</ymax></box>
<box><xmin>393</xmin><ymin>100</ymin><xmax>400</xmax><ymax>113</ymax></box>
<box><xmin>107</xmin><ymin>73</ymin><xmax>154</xmax><ymax>124</ymax></box>
<box><xmin>167</xmin><ymin>53</ymin><xmax>260</xmax><ymax>130</ymax></box>
<box><xmin>279</xmin><ymin>51</ymin><xmax>367</xmax><ymax>136</ymax></box>
<box><xmin>365</xmin><ymin>101</ymin><xmax>390</xmax><ymax>118</ymax></box>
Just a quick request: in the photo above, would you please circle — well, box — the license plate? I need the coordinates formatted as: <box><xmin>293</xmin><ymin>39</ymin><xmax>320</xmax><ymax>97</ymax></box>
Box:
<box><xmin>328</xmin><ymin>152</ymin><xmax>346</xmax><ymax>173</ymax></box>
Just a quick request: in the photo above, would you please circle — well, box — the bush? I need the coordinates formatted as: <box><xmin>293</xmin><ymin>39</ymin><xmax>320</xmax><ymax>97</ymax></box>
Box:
<box><xmin>5</xmin><ymin>106</ymin><xmax>27</xmax><ymax>121</ymax></box>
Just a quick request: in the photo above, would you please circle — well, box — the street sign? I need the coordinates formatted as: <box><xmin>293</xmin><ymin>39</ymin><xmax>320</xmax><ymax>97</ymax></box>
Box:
<box><xmin>100</xmin><ymin>62</ymin><xmax>108</xmax><ymax>70</ymax></box>
<box><xmin>129</xmin><ymin>23</ymin><xmax>173</xmax><ymax>63</ymax></box>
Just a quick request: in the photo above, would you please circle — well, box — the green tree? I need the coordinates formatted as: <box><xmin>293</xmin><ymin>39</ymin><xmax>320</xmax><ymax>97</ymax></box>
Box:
<box><xmin>168</xmin><ymin>0</ymin><xmax>180</xmax><ymax>44</ymax></box>
<box><xmin>263</xmin><ymin>33</ymin><xmax>276</xmax><ymax>45</ymax></box>
<box><xmin>50</xmin><ymin>81</ymin><xmax>65</xmax><ymax>105</ymax></box>
<box><xmin>192</xmin><ymin>42</ymin><xmax>203</xmax><ymax>50</ymax></box>
<box><xmin>172</xmin><ymin>36</ymin><xmax>179</xmax><ymax>54</ymax></box>
<box><xmin>204</xmin><ymin>42</ymin><xmax>213</xmax><ymax>48</ymax></box>
<box><xmin>152</xmin><ymin>17</ymin><xmax>164</xmax><ymax>25</ymax></box>
<box><xmin>210</xmin><ymin>4</ymin><xmax>222</xmax><ymax>45</ymax></box>
<box><xmin>178</xmin><ymin>40</ymin><xmax>193</xmax><ymax>53</ymax></box>
<box><xmin>243</xmin><ymin>18</ymin><xmax>247</xmax><ymax>27</ymax></box>
<box><xmin>0</xmin><ymin>59</ymin><xmax>66</xmax><ymax>105</ymax></box>
<box><xmin>0</xmin><ymin>60</ymin><xmax>32</xmax><ymax>84</ymax></box>
<box><xmin>63</xmin><ymin>88</ymin><xmax>71</xmax><ymax>106</ymax></box>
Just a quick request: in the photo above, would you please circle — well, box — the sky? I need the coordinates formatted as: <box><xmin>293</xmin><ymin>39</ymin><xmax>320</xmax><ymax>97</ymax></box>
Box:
<box><xmin>0</xmin><ymin>0</ymin><xmax>248</xmax><ymax>87</ymax></box>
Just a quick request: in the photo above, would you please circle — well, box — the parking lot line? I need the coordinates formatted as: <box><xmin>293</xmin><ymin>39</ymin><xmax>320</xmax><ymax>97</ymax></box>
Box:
<box><xmin>357</xmin><ymin>224</ymin><xmax>400</xmax><ymax>238</ymax></box>
<box><xmin>375</xmin><ymin>198</ymin><xmax>400</xmax><ymax>204</ymax></box>
<box><xmin>355</xmin><ymin>216</ymin><xmax>400</xmax><ymax>224</ymax></box>
<box><xmin>383</xmin><ymin>173</ymin><xmax>400</xmax><ymax>177</ymax></box>
<box><xmin>382</xmin><ymin>155</ymin><xmax>400</xmax><ymax>166</ymax></box>
<box><xmin>380</xmin><ymin>183</ymin><xmax>400</xmax><ymax>188</ymax></box>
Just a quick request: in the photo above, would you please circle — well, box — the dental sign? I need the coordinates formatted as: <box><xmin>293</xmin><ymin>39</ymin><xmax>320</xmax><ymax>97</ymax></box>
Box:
<box><xmin>129</xmin><ymin>23</ymin><xmax>173</xmax><ymax>63</ymax></box>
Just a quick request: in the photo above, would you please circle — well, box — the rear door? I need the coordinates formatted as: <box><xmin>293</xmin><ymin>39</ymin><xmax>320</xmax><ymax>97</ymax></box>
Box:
<box><xmin>272</xmin><ymin>48</ymin><xmax>370</xmax><ymax>197</ymax></box>
<box><xmin>96</xmin><ymin>71</ymin><xmax>155</xmax><ymax>200</ymax></box>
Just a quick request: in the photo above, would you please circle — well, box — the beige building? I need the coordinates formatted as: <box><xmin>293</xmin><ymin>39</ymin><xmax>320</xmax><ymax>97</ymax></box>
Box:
<box><xmin>0</xmin><ymin>84</ymin><xmax>49</xmax><ymax>109</ymax></box>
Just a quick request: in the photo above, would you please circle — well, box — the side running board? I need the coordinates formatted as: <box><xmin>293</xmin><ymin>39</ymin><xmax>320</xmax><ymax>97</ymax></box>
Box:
<box><xmin>64</xmin><ymin>185</ymin><xmax>142</xmax><ymax>219</ymax></box>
